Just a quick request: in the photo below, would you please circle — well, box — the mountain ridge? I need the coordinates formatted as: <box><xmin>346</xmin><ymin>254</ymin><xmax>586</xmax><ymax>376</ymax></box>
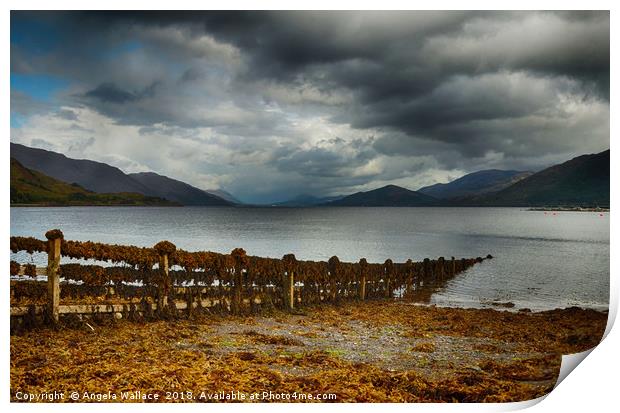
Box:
<box><xmin>10</xmin><ymin>143</ymin><xmax>609</xmax><ymax>208</ymax></box>
<box><xmin>323</xmin><ymin>184</ymin><xmax>440</xmax><ymax>207</ymax></box>
<box><xmin>418</xmin><ymin>169</ymin><xmax>533</xmax><ymax>199</ymax></box>
<box><xmin>463</xmin><ymin>150</ymin><xmax>610</xmax><ymax>207</ymax></box>
<box><xmin>128</xmin><ymin>172</ymin><xmax>233</xmax><ymax>206</ymax></box>
<box><xmin>10</xmin><ymin>158</ymin><xmax>177</xmax><ymax>206</ymax></box>
<box><xmin>11</xmin><ymin>143</ymin><xmax>153</xmax><ymax>194</ymax></box>
<box><xmin>11</xmin><ymin>143</ymin><xmax>234</xmax><ymax>206</ymax></box>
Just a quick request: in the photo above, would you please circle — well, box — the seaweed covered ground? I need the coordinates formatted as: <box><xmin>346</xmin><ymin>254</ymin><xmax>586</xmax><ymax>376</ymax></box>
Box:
<box><xmin>10</xmin><ymin>301</ymin><xmax>607</xmax><ymax>403</ymax></box>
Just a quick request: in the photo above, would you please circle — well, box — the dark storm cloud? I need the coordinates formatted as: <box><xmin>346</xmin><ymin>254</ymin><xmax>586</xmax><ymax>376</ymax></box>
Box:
<box><xmin>184</xmin><ymin>11</ymin><xmax>609</xmax><ymax>98</ymax></box>
<box><xmin>10</xmin><ymin>11</ymin><xmax>610</xmax><ymax>203</ymax></box>
<box><xmin>13</xmin><ymin>11</ymin><xmax>609</xmax><ymax>118</ymax></box>
<box><xmin>84</xmin><ymin>83</ymin><xmax>141</xmax><ymax>104</ymax></box>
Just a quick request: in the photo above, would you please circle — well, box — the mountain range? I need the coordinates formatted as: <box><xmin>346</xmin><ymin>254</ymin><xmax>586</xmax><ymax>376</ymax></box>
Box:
<box><xmin>10</xmin><ymin>143</ymin><xmax>609</xmax><ymax>208</ymax></box>
<box><xmin>11</xmin><ymin>143</ymin><xmax>233</xmax><ymax>206</ymax></box>
<box><xmin>325</xmin><ymin>185</ymin><xmax>439</xmax><ymax>207</ymax></box>
<box><xmin>324</xmin><ymin>150</ymin><xmax>609</xmax><ymax>207</ymax></box>
<box><xmin>466</xmin><ymin>150</ymin><xmax>609</xmax><ymax>207</ymax></box>
<box><xmin>11</xmin><ymin>158</ymin><xmax>177</xmax><ymax>206</ymax></box>
<box><xmin>418</xmin><ymin>169</ymin><xmax>533</xmax><ymax>199</ymax></box>
<box><xmin>127</xmin><ymin>172</ymin><xmax>230</xmax><ymax>206</ymax></box>
<box><xmin>205</xmin><ymin>189</ymin><xmax>242</xmax><ymax>204</ymax></box>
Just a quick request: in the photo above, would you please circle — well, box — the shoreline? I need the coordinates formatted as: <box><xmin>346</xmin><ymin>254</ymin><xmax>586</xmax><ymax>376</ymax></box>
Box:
<box><xmin>11</xmin><ymin>301</ymin><xmax>607</xmax><ymax>403</ymax></box>
<box><xmin>10</xmin><ymin>204</ymin><xmax>611</xmax><ymax>210</ymax></box>
<box><xmin>10</xmin><ymin>203</ymin><xmax>184</xmax><ymax>208</ymax></box>
<box><xmin>528</xmin><ymin>206</ymin><xmax>609</xmax><ymax>212</ymax></box>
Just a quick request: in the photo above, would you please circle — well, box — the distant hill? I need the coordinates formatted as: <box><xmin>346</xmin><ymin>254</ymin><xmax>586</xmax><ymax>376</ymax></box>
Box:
<box><xmin>129</xmin><ymin>172</ymin><xmax>233</xmax><ymax>206</ymax></box>
<box><xmin>204</xmin><ymin>189</ymin><xmax>242</xmax><ymax>204</ymax></box>
<box><xmin>273</xmin><ymin>194</ymin><xmax>345</xmax><ymax>207</ymax></box>
<box><xmin>324</xmin><ymin>185</ymin><xmax>439</xmax><ymax>207</ymax></box>
<box><xmin>10</xmin><ymin>158</ymin><xmax>177</xmax><ymax>206</ymax></box>
<box><xmin>11</xmin><ymin>143</ymin><xmax>233</xmax><ymax>206</ymax></box>
<box><xmin>419</xmin><ymin>170</ymin><xmax>532</xmax><ymax>199</ymax></box>
<box><xmin>467</xmin><ymin>150</ymin><xmax>609</xmax><ymax>207</ymax></box>
<box><xmin>11</xmin><ymin>143</ymin><xmax>152</xmax><ymax>194</ymax></box>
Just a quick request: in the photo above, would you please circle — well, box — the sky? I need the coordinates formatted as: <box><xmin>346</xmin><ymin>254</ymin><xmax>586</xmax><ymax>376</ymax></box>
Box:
<box><xmin>10</xmin><ymin>11</ymin><xmax>610</xmax><ymax>204</ymax></box>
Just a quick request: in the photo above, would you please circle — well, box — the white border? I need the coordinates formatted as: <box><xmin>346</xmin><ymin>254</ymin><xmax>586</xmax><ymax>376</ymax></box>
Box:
<box><xmin>3</xmin><ymin>2</ymin><xmax>616</xmax><ymax>412</ymax></box>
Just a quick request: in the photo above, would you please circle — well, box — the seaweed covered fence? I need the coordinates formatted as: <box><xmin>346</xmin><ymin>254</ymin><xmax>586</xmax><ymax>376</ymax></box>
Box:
<box><xmin>10</xmin><ymin>229</ymin><xmax>491</xmax><ymax>327</ymax></box>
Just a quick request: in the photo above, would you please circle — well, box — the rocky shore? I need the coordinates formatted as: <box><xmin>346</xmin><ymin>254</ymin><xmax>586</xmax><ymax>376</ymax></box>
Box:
<box><xmin>11</xmin><ymin>301</ymin><xmax>607</xmax><ymax>403</ymax></box>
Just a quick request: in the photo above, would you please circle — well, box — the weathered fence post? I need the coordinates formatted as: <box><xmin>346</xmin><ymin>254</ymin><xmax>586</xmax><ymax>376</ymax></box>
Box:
<box><xmin>358</xmin><ymin>258</ymin><xmax>368</xmax><ymax>300</ymax></box>
<box><xmin>438</xmin><ymin>257</ymin><xmax>445</xmax><ymax>281</ymax></box>
<box><xmin>328</xmin><ymin>256</ymin><xmax>340</xmax><ymax>302</ymax></box>
<box><xmin>282</xmin><ymin>254</ymin><xmax>297</xmax><ymax>310</ymax></box>
<box><xmin>405</xmin><ymin>259</ymin><xmax>414</xmax><ymax>297</ymax></box>
<box><xmin>45</xmin><ymin>229</ymin><xmax>63</xmax><ymax>324</ymax></box>
<box><xmin>161</xmin><ymin>254</ymin><xmax>170</xmax><ymax>309</ymax></box>
<box><xmin>384</xmin><ymin>259</ymin><xmax>394</xmax><ymax>298</ymax></box>
<box><xmin>284</xmin><ymin>272</ymin><xmax>294</xmax><ymax>309</ymax></box>
<box><xmin>154</xmin><ymin>241</ymin><xmax>176</xmax><ymax>315</ymax></box>
<box><xmin>423</xmin><ymin>258</ymin><xmax>430</xmax><ymax>280</ymax></box>
<box><xmin>231</xmin><ymin>248</ymin><xmax>249</xmax><ymax>314</ymax></box>
<box><xmin>187</xmin><ymin>287</ymin><xmax>194</xmax><ymax>318</ymax></box>
<box><xmin>451</xmin><ymin>256</ymin><xmax>456</xmax><ymax>276</ymax></box>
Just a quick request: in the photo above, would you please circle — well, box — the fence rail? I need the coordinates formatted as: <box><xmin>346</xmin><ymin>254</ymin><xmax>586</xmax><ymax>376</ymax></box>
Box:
<box><xmin>10</xmin><ymin>229</ymin><xmax>491</xmax><ymax>326</ymax></box>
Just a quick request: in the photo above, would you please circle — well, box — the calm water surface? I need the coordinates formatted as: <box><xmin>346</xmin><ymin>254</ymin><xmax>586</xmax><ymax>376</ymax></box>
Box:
<box><xmin>10</xmin><ymin>206</ymin><xmax>609</xmax><ymax>311</ymax></box>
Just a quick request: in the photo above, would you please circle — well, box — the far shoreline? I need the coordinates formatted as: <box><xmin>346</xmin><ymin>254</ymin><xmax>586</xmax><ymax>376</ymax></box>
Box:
<box><xmin>10</xmin><ymin>203</ymin><xmax>611</xmax><ymax>211</ymax></box>
<box><xmin>528</xmin><ymin>206</ymin><xmax>609</xmax><ymax>212</ymax></box>
<box><xmin>9</xmin><ymin>203</ymin><xmax>183</xmax><ymax>208</ymax></box>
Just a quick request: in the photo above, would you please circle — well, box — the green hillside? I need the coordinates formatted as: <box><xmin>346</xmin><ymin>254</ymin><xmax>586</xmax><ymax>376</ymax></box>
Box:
<box><xmin>469</xmin><ymin>150</ymin><xmax>609</xmax><ymax>207</ymax></box>
<box><xmin>10</xmin><ymin>158</ymin><xmax>178</xmax><ymax>206</ymax></box>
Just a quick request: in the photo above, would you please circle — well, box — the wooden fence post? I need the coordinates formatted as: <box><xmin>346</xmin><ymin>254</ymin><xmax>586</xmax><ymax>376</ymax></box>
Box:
<box><xmin>423</xmin><ymin>258</ymin><xmax>430</xmax><ymax>279</ymax></box>
<box><xmin>282</xmin><ymin>271</ymin><xmax>294</xmax><ymax>310</ymax></box>
<box><xmin>282</xmin><ymin>254</ymin><xmax>297</xmax><ymax>310</ymax></box>
<box><xmin>405</xmin><ymin>259</ymin><xmax>413</xmax><ymax>298</ymax></box>
<box><xmin>160</xmin><ymin>253</ymin><xmax>169</xmax><ymax>309</ymax></box>
<box><xmin>328</xmin><ymin>256</ymin><xmax>340</xmax><ymax>302</ymax></box>
<box><xmin>438</xmin><ymin>257</ymin><xmax>445</xmax><ymax>281</ymax></box>
<box><xmin>186</xmin><ymin>287</ymin><xmax>194</xmax><ymax>318</ymax></box>
<box><xmin>359</xmin><ymin>258</ymin><xmax>368</xmax><ymax>301</ymax></box>
<box><xmin>232</xmin><ymin>265</ymin><xmax>242</xmax><ymax>315</ymax></box>
<box><xmin>384</xmin><ymin>259</ymin><xmax>394</xmax><ymax>298</ymax></box>
<box><xmin>231</xmin><ymin>248</ymin><xmax>249</xmax><ymax>315</ymax></box>
<box><xmin>45</xmin><ymin>229</ymin><xmax>63</xmax><ymax>324</ymax></box>
<box><xmin>360</xmin><ymin>274</ymin><xmax>366</xmax><ymax>300</ymax></box>
<box><xmin>154</xmin><ymin>241</ymin><xmax>176</xmax><ymax>315</ymax></box>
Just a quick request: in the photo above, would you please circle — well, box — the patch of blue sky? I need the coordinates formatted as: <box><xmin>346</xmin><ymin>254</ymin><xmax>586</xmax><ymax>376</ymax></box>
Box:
<box><xmin>11</xmin><ymin>113</ymin><xmax>27</xmax><ymax>128</ymax></box>
<box><xmin>11</xmin><ymin>14</ymin><xmax>60</xmax><ymax>53</ymax></box>
<box><xmin>11</xmin><ymin>73</ymin><xmax>69</xmax><ymax>102</ymax></box>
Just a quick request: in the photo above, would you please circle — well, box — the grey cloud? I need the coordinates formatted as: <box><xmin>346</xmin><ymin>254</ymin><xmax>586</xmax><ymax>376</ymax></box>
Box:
<box><xmin>83</xmin><ymin>82</ymin><xmax>160</xmax><ymax>104</ymax></box>
<box><xmin>84</xmin><ymin>83</ymin><xmax>140</xmax><ymax>103</ymax></box>
<box><xmin>29</xmin><ymin>138</ymin><xmax>55</xmax><ymax>150</ymax></box>
<box><xmin>55</xmin><ymin>109</ymin><xmax>78</xmax><ymax>120</ymax></box>
<box><xmin>67</xmin><ymin>136</ymin><xmax>96</xmax><ymax>153</ymax></box>
<box><xmin>11</xmin><ymin>90</ymin><xmax>54</xmax><ymax>117</ymax></box>
<box><xmin>10</xmin><ymin>11</ymin><xmax>610</xmax><ymax>203</ymax></box>
<box><xmin>276</xmin><ymin>147</ymin><xmax>363</xmax><ymax>178</ymax></box>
